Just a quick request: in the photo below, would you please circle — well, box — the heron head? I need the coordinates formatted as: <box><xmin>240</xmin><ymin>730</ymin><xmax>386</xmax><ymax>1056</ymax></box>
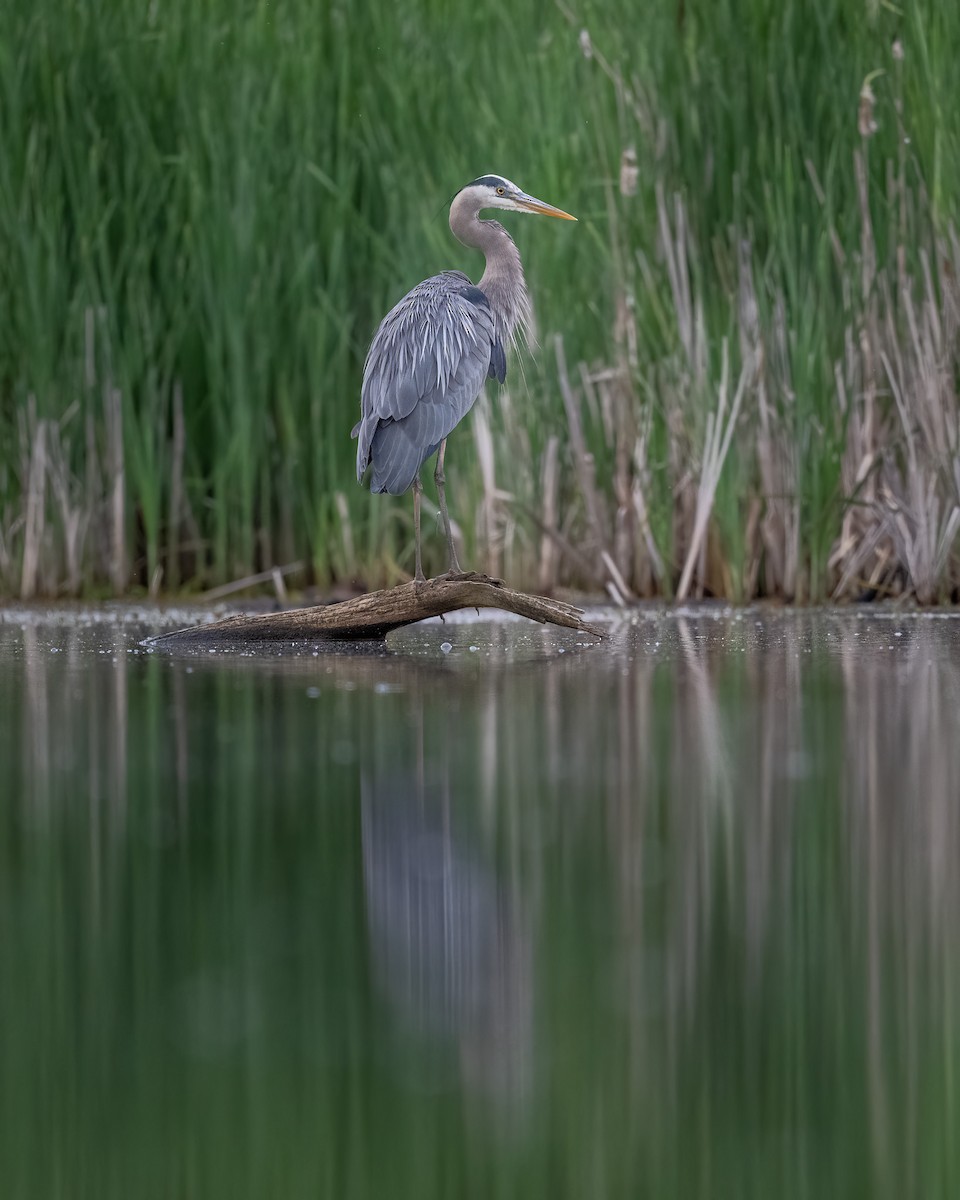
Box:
<box><xmin>462</xmin><ymin>174</ymin><xmax>577</xmax><ymax>221</ymax></box>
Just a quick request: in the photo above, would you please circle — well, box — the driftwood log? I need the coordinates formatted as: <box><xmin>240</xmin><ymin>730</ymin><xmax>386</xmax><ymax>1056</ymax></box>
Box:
<box><xmin>148</xmin><ymin>574</ymin><xmax>603</xmax><ymax>646</ymax></box>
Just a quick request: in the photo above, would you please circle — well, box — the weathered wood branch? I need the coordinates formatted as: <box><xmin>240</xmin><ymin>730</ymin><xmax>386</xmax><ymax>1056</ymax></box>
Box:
<box><xmin>148</xmin><ymin>574</ymin><xmax>603</xmax><ymax>646</ymax></box>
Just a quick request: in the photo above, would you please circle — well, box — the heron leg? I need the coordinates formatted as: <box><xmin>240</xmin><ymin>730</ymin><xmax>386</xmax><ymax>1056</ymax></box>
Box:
<box><xmin>412</xmin><ymin>475</ymin><xmax>426</xmax><ymax>584</ymax></box>
<box><xmin>434</xmin><ymin>439</ymin><xmax>463</xmax><ymax>575</ymax></box>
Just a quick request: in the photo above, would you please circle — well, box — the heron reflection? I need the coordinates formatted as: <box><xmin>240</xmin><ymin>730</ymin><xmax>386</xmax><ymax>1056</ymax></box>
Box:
<box><xmin>361</xmin><ymin>764</ymin><xmax>532</xmax><ymax>1105</ymax></box>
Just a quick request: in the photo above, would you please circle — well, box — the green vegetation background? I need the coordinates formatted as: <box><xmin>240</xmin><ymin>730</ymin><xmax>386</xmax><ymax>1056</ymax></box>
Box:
<box><xmin>1</xmin><ymin>0</ymin><xmax>957</xmax><ymax>599</ymax></box>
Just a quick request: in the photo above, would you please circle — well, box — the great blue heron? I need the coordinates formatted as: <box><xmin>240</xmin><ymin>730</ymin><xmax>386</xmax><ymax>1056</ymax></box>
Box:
<box><xmin>352</xmin><ymin>174</ymin><xmax>576</xmax><ymax>582</ymax></box>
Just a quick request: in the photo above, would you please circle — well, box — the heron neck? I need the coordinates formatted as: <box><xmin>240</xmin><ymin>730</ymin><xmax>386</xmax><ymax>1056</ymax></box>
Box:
<box><xmin>449</xmin><ymin>201</ymin><xmax>531</xmax><ymax>345</ymax></box>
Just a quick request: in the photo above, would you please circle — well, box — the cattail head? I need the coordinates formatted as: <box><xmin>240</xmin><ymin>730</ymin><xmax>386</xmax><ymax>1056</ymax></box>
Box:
<box><xmin>858</xmin><ymin>71</ymin><xmax>882</xmax><ymax>138</ymax></box>
<box><xmin>619</xmin><ymin>147</ymin><xmax>638</xmax><ymax>197</ymax></box>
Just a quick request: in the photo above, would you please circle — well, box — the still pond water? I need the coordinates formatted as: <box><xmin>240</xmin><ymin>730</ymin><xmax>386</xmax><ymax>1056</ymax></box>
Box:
<box><xmin>1</xmin><ymin>605</ymin><xmax>959</xmax><ymax>1199</ymax></box>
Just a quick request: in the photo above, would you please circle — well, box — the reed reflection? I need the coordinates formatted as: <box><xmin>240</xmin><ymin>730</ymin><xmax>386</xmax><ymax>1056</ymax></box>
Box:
<box><xmin>2</xmin><ymin>611</ymin><xmax>960</xmax><ymax>1195</ymax></box>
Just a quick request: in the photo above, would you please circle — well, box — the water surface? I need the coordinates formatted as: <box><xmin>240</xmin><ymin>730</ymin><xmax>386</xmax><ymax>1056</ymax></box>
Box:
<box><xmin>1</xmin><ymin>606</ymin><xmax>958</xmax><ymax>1199</ymax></box>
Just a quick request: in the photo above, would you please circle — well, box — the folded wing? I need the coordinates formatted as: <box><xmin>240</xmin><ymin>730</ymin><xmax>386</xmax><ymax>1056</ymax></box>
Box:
<box><xmin>352</xmin><ymin>272</ymin><xmax>503</xmax><ymax>496</ymax></box>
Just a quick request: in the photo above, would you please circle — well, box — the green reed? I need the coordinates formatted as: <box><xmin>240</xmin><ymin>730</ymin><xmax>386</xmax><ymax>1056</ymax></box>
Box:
<box><xmin>1</xmin><ymin>0</ymin><xmax>958</xmax><ymax>598</ymax></box>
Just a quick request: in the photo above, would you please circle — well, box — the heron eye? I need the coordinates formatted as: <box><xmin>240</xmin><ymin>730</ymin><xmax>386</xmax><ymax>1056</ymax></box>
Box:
<box><xmin>496</xmin><ymin>186</ymin><xmax>505</xmax><ymax>195</ymax></box>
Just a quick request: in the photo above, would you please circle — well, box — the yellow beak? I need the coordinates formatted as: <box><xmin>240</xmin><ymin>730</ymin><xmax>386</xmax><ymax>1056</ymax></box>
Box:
<box><xmin>516</xmin><ymin>192</ymin><xmax>578</xmax><ymax>221</ymax></box>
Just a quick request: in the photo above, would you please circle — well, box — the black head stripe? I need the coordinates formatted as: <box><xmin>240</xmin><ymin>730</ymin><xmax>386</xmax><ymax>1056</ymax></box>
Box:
<box><xmin>466</xmin><ymin>174</ymin><xmax>507</xmax><ymax>190</ymax></box>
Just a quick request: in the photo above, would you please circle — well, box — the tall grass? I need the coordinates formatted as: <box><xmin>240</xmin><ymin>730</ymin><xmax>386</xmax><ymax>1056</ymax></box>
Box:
<box><xmin>1</xmin><ymin>0</ymin><xmax>958</xmax><ymax>600</ymax></box>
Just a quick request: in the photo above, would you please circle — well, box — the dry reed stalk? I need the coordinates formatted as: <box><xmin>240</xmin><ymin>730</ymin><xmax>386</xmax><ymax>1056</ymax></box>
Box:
<box><xmin>537</xmin><ymin>514</ymin><xmax>599</xmax><ymax>582</ymax></box>
<box><xmin>84</xmin><ymin>412</ymin><xmax>100</xmax><ymax>585</ymax></box>
<box><xmin>599</xmin><ymin>550</ymin><xmax>630</xmax><ymax>606</ymax></box>
<box><xmin>613</xmin><ymin>503</ymin><xmax>632</xmax><ymax>595</ymax></box>
<box><xmin>650</xmin><ymin>187</ymin><xmax>713</xmax><ymax>595</ymax></box>
<box><xmin>167</xmin><ymin>380</ymin><xmax>185</xmax><ymax>591</ymax></box>
<box><xmin>676</xmin><ymin>342</ymin><xmax>747</xmax><ymax>602</ymax></box>
<box><xmin>270</xmin><ymin>566</ymin><xmax>289</xmax><ymax>604</ymax></box>
<box><xmin>856</xmin><ymin>146</ymin><xmax>880</xmax><ymax>495</ymax></box>
<box><xmin>742</xmin><ymin>496</ymin><xmax>763</xmax><ymax>597</ymax></box>
<box><xmin>581</xmin><ymin>365</ymin><xmax>635</xmax><ymax>600</ymax></box>
<box><xmin>830</xmin><ymin>144</ymin><xmax>895</xmax><ymax>598</ymax></box>
<box><xmin>105</xmin><ymin>385</ymin><xmax>126</xmax><ymax>594</ymax></box>
<box><xmin>903</xmin><ymin>254</ymin><xmax>957</xmax><ymax>460</ymax></box>
<box><xmin>555</xmin><ymin>336</ymin><xmax>606</xmax><ymax>550</ymax></box>
<box><xmin>200</xmin><ymin>560</ymin><xmax>305</xmax><ymax>602</ymax></box>
<box><xmin>0</xmin><ymin>517</ymin><xmax>14</xmax><ymax>591</ymax></box>
<box><xmin>538</xmin><ymin>435</ymin><xmax>560</xmax><ymax>592</ymax></box>
<box><xmin>496</xmin><ymin>386</ymin><xmax>535</xmax><ymax>576</ymax></box>
<box><xmin>590</xmin><ymin>364</ymin><xmax>617</xmax><ymax>452</ymax></box>
<box><xmin>20</xmin><ymin>407</ymin><xmax>47</xmax><ymax>600</ymax></box>
<box><xmin>47</xmin><ymin>420</ymin><xmax>86</xmax><ymax>595</ymax></box>
<box><xmin>554</xmin><ymin>335</ymin><xmax>619</xmax><ymax>599</ymax></box>
<box><xmin>554</xmin><ymin>355</ymin><xmax>629</xmax><ymax>603</ymax></box>
<box><xmin>830</xmin><ymin>350</ymin><xmax>883</xmax><ymax>597</ymax></box>
<box><xmin>666</xmin><ymin>393</ymin><xmax>696</xmax><ymax>592</ymax></box>
<box><xmin>881</xmin><ymin>347</ymin><xmax>959</xmax><ymax>603</ymax></box>
<box><xmin>258</xmin><ymin>489</ymin><xmax>274</xmax><ymax>572</ymax></box>
<box><xmin>738</xmin><ymin>248</ymin><xmax>800</xmax><ymax>597</ymax></box>
<box><xmin>471</xmin><ymin>399</ymin><xmax>502</xmax><ymax>580</ymax></box>
<box><xmin>600</xmin><ymin>366</ymin><xmax>639</xmax><ymax>594</ymax></box>
<box><xmin>630</xmin><ymin>437</ymin><xmax>665</xmax><ymax>594</ymax></box>
<box><xmin>334</xmin><ymin>491</ymin><xmax>356</xmax><ymax>578</ymax></box>
<box><xmin>830</xmin><ymin>213</ymin><xmax>960</xmax><ymax>600</ymax></box>
<box><xmin>656</xmin><ymin>185</ymin><xmax>706</xmax><ymax>385</ymax></box>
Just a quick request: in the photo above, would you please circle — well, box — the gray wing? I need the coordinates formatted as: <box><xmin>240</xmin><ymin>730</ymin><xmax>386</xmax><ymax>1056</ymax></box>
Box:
<box><xmin>352</xmin><ymin>271</ymin><xmax>500</xmax><ymax>496</ymax></box>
